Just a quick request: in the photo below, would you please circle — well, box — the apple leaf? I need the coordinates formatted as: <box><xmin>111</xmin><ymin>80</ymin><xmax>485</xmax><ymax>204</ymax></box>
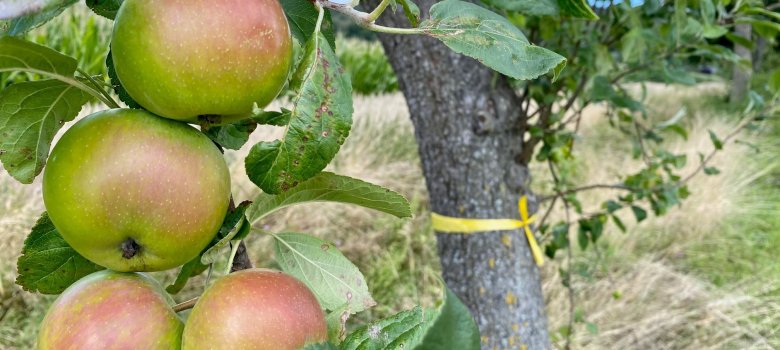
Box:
<box><xmin>556</xmin><ymin>0</ymin><xmax>598</xmax><ymax>19</ymax></box>
<box><xmin>0</xmin><ymin>79</ymin><xmax>91</xmax><ymax>184</ymax></box>
<box><xmin>252</xmin><ymin>108</ymin><xmax>292</xmax><ymax>127</ymax></box>
<box><xmin>273</xmin><ymin>233</ymin><xmax>376</xmax><ymax>313</ymax></box>
<box><xmin>245</xmin><ymin>33</ymin><xmax>353</xmax><ymax>194</ymax></box>
<box><xmin>326</xmin><ymin>303</ymin><xmax>351</xmax><ymax>343</ymax></box>
<box><xmin>0</xmin><ymin>36</ymin><xmax>77</xmax><ymax>75</ymax></box>
<box><xmin>281</xmin><ymin>0</ymin><xmax>336</xmax><ymax>49</ymax></box>
<box><xmin>341</xmin><ymin>307</ymin><xmax>433</xmax><ymax>350</ymax></box>
<box><xmin>399</xmin><ymin>0</ymin><xmax>421</xmax><ymax>27</ymax></box>
<box><xmin>482</xmin><ymin>0</ymin><xmax>597</xmax><ymax>19</ymax></box>
<box><xmin>106</xmin><ymin>49</ymin><xmax>142</xmax><ymax>109</ymax></box>
<box><xmin>0</xmin><ymin>0</ymin><xmax>76</xmax><ymax>35</ymax></box>
<box><xmin>85</xmin><ymin>0</ymin><xmax>123</xmax><ymax>19</ymax></box>
<box><xmin>420</xmin><ymin>0</ymin><xmax>566</xmax><ymax>80</ymax></box>
<box><xmin>304</xmin><ymin>342</ymin><xmax>339</xmax><ymax>350</ymax></box>
<box><xmin>245</xmin><ymin>172</ymin><xmax>411</xmax><ymax>224</ymax></box>
<box><xmin>200</xmin><ymin>201</ymin><xmax>252</xmax><ymax>265</ymax></box>
<box><xmin>202</xmin><ymin>119</ymin><xmax>257</xmax><ymax>151</ymax></box>
<box><xmin>166</xmin><ymin>255</ymin><xmax>209</xmax><ymax>294</ymax></box>
<box><xmin>16</xmin><ymin>212</ymin><xmax>105</xmax><ymax>294</ymax></box>
<box><xmin>417</xmin><ymin>287</ymin><xmax>480</xmax><ymax>350</ymax></box>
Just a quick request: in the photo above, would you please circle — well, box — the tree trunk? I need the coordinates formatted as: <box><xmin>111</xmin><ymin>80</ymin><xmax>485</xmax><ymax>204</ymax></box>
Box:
<box><xmin>730</xmin><ymin>23</ymin><xmax>752</xmax><ymax>103</ymax></box>
<box><xmin>365</xmin><ymin>2</ymin><xmax>551</xmax><ymax>348</ymax></box>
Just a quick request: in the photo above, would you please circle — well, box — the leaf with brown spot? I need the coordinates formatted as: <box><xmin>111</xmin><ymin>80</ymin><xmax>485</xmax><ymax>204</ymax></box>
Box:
<box><xmin>420</xmin><ymin>0</ymin><xmax>566</xmax><ymax>81</ymax></box>
<box><xmin>272</xmin><ymin>233</ymin><xmax>374</xmax><ymax>313</ymax></box>
<box><xmin>245</xmin><ymin>33</ymin><xmax>352</xmax><ymax>194</ymax></box>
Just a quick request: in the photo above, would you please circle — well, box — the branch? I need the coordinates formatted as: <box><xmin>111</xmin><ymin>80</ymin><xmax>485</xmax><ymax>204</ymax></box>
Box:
<box><xmin>173</xmin><ymin>297</ymin><xmax>198</xmax><ymax>312</ymax></box>
<box><xmin>319</xmin><ymin>0</ymin><xmax>424</xmax><ymax>34</ymax></box>
<box><xmin>679</xmin><ymin>117</ymin><xmax>754</xmax><ymax>185</ymax></box>
<box><xmin>540</xmin><ymin>183</ymin><xmax>633</xmax><ymax>202</ymax></box>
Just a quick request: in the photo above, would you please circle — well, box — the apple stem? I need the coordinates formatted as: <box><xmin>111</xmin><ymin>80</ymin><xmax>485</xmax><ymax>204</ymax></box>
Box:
<box><xmin>173</xmin><ymin>297</ymin><xmax>198</xmax><ymax>312</ymax></box>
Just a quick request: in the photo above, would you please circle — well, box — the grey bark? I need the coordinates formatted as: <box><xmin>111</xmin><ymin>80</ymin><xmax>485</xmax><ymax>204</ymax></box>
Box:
<box><xmin>753</xmin><ymin>36</ymin><xmax>767</xmax><ymax>72</ymax></box>
<box><xmin>362</xmin><ymin>1</ymin><xmax>550</xmax><ymax>349</ymax></box>
<box><xmin>730</xmin><ymin>23</ymin><xmax>752</xmax><ymax>103</ymax></box>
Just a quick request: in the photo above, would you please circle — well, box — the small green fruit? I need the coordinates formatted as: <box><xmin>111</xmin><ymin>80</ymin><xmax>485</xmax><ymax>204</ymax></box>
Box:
<box><xmin>43</xmin><ymin>109</ymin><xmax>231</xmax><ymax>272</ymax></box>
<box><xmin>182</xmin><ymin>269</ymin><xmax>327</xmax><ymax>350</ymax></box>
<box><xmin>37</xmin><ymin>271</ymin><xmax>183</xmax><ymax>349</ymax></box>
<box><xmin>111</xmin><ymin>0</ymin><xmax>293</xmax><ymax>122</ymax></box>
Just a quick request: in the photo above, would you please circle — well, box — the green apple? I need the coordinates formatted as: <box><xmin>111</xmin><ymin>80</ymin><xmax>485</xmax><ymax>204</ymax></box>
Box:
<box><xmin>111</xmin><ymin>0</ymin><xmax>293</xmax><ymax>122</ymax></box>
<box><xmin>43</xmin><ymin>109</ymin><xmax>231</xmax><ymax>272</ymax></box>
<box><xmin>182</xmin><ymin>269</ymin><xmax>327</xmax><ymax>350</ymax></box>
<box><xmin>38</xmin><ymin>270</ymin><xmax>183</xmax><ymax>349</ymax></box>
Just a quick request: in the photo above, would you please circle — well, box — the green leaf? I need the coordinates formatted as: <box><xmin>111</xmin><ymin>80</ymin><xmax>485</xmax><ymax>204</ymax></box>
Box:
<box><xmin>0</xmin><ymin>36</ymin><xmax>77</xmax><ymax>75</ymax></box>
<box><xmin>703</xmin><ymin>166</ymin><xmax>720</xmax><ymax>175</ymax></box>
<box><xmin>0</xmin><ymin>79</ymin><xmax>91</xmax><ymax>184</ymax></box>
<box><xmin>631</xmin><ymin>205</ymin><xmax>647</xmax><ymax>223</ymax></box>
<box><xmin>246</xmin><ymin>172</ymin><xmax>412</xmax><ymax>223</ymax></box>
<box><xmin>203</xmin><ymin>119</ymin><xmax>257</xmax><ymax>150</ymax></box>
<box><xmin>85</xmin><ymin>0</ymin><xmax>123</xmax><ymax>19</ymax></box>
<box><xmin>420</xmin><ymin>0</ymin><xmax>566</xmax><ymax>81</ymax></box>
<box><xmin>482</xmin><ymin>0</ymin><xmax>596</xmax><ymax>19</ymax></box>
<box><xmin>273</xmin><ymin>233</ymin><xmax>376</xmax><ymax>312</ymax></box>
<box><xmin>200</xmin><ymin>201</ymin><xmax>252</xmax><ymax>265</ymax></box>
<box><xmin>769</xmin><ymin>68</ymin><xmax>780</xmax><ymax>94</ymax></box>
<box><xmin>484</xmin><ymin>0</ymin><xmax>559</xmax><ymax>15</ymax></box>
<box><xmin>245</xmin><ymin>33</ymin><xmax>353</xmax><ymax>194</ymax></box>
<box><xmin>604</xmin><ymin>200</ymin><xmax>621</xmax><ymax>213</ymax></box>
<box><xmin>326</xmin><ymin>304</ymin><xmax>351</xmax><ymax>343</ymax></box>
<box><xmin>0</xmin><ymin>0</ymin><xmax>77</xmax><ymax>35</ymax></box>
<box><xmin>304</xmin><ymin>342</ymin><xmax>339</xmax><ymax>350</ymax></box>
<box><xmin>252</xmin><ymin>108</ymin><xmax>292</xmax><ymax>127</ymax></box>
<box><xmin>16</xmin><ymin>212</ymin><xmax>105</xmax><ymax>294</ymax></box>
<box><xmin>708</xmin><ymin>130</ymin><xmax>723</xmax><ymax>150</ymax></box>
<box><xmin>281</xmin><ymin>0</ymin><xmax>336</xmax><ymax>48</ymax></box>
<box><xmin>556</xmin><ymin>0</ymin><xmax>598</xmax><ymax>20</ymax></box>
<box><xmin>417</xmin><ymin>287</ymin><xmax>480</xmax><ymax>350</ymax></box>
<box><xmin>106</xmin><ymin>49</ymin><xmax>142</xmax><ymax>109</ymax></box>
<box><xmin>398</xmin><ymin>0</ymin><xmax>421</xmax><ymax>27</ymax></box>
<box><xmin>165</xmin><ymin>255</ymin><xmax>209</xmax><ymax>294</ymax></box>
<box><xmin>342</xmin><ymin>307</ymin><xmax>431</xmax><ymax>350</ymax></box>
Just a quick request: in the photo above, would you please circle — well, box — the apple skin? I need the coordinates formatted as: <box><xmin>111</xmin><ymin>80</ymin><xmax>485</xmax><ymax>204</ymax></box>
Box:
<box><xmin>43</xmin><ymin>109</ymin><xmax>231</xmax><ymax>272</ymax></box>
<box><xmin>111</xmin><ymin>0</ymin><xmax>293</xmax><ymax>122</ymax></box>
<box><xmin>37</xmin><ymin>270</ymin><xmax>183</xmax><ymax>350</ymax></box>
<box><xmin>182</xmin><ymin>269</ymin><xmax>327</xmax><ymax>350</ymax></box>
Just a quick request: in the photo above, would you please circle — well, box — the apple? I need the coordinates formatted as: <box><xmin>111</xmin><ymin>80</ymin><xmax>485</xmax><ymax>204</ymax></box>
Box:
<box><xmin>43</xmin><ymin>109</ymin><xmax>231</xmax><ymax>272</ymax></box>
<box><xmin>37</xmin><ymin>270</ymin><xmax>183</xmax><ymax>349</ymax></box>
<box><xmin>182</xmin><ymin>269</ymin><xmax>327</xmax><ymax>350</ymax></box>
<box><xmin>111</xmin><ymin>0</ymin><xmax>293</xmax><ymax>123</ymax></box>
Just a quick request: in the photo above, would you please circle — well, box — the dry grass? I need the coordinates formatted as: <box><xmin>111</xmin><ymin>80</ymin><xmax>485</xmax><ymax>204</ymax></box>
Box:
<box><xmin>1</xmin><ymin>84</ymin><xmax>778</xmax><ymax>349</ymax></box>
<box><xmin>540</xmin><ymin>83</ymin><xmax>780</xmax><ymax>349</ymax></box>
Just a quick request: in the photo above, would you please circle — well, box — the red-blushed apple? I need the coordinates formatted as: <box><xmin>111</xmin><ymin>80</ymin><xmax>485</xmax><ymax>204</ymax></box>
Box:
<box><xmin>37</xmin><ymin>270</ymin><xmax>183</xmax><ymax>349</ymax></box>
<box><xmin>111</xmin><ymin>0</ymin><xmax>293</xmax><ymax>123</ymax></box>
<box><xmin>182</xmin><ymin>269</ymin><xmax>327</xmax><ymax>350</ymax></box>
<box><xmin>43</xmin><ymin>109</ymin><xmax>231</xmax><ymax>272</ymax></box>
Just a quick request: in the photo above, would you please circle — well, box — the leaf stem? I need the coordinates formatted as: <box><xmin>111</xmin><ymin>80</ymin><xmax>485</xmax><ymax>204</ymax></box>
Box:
<box><xmin>367</xmin><ymin>0</ymin><xmax>392</xmax><ymax>22</ymax></box>
<box><xmin>318</xmin><ymin>0</ymin><xmax>423</xmax><ymax>35</ymax></box>
<box><xmin>1</xmin><ymin>68</ymin><xmax>117</xmax><ymax>108</ymax></box>
<box><xmin>76</xmin><ymin>68</ymin><xmax>120</xmax><ymax>109</ymax></box>
<box><xmin>314</xmin><ymin>2</ymin><xmax>326</xmax><ymax>35</ymax></box>
<box><xmin>225</xmin><ymin>240</ymin><xmax>242</xmax><ymax>275</ymax></box>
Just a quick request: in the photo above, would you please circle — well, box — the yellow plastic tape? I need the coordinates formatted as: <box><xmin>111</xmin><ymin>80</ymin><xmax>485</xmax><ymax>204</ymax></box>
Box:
<box><xmin>431</xmin><ymin>196</ymin><xmax>544</xmax><ymax>266</ymax></box>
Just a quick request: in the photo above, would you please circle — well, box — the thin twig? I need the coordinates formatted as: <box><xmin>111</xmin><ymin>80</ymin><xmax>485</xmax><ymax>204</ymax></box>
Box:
<box><xmin>679</xmin><ymin>117</ymin><xmax>755</xmax><ymax>184</ymax></box>
<box><xmin>540</xmin><ymin>183</ymin><xmax>632</xmax><ymax>202</ymax></box>
<box><xmin>173</xmin><ymin>297</ymin><xmax>198</xmax><ymax>312</ymax></box>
